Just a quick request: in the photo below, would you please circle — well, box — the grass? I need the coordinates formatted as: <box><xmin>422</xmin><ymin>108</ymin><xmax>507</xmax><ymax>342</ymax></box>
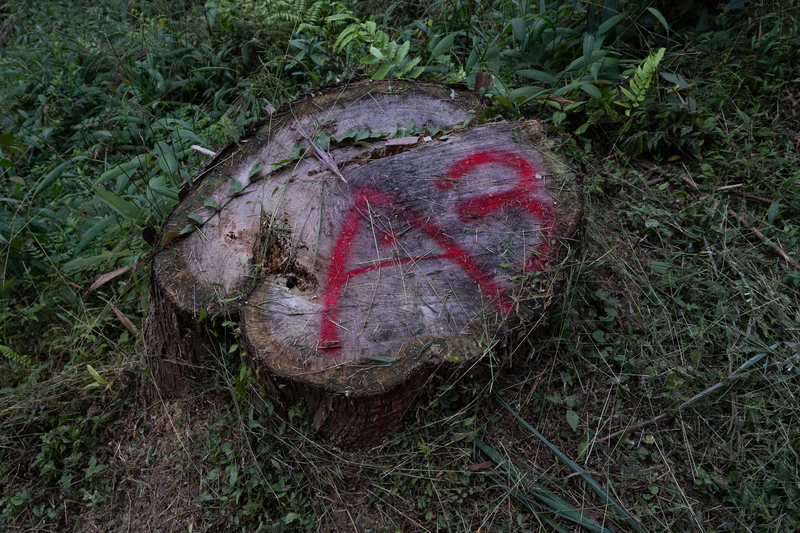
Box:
<box><xmin>1</xmin><ymin>0</ymin><xmax>800</xmax><ymax>531</ymax></box>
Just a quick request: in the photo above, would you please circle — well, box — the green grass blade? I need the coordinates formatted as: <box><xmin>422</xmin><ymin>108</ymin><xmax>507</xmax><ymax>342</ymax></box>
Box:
<box><xmin>74</xmin><ymin>215</ymin><xmax>115</xmax><ymax>255</ymax></box>
<box><xmin>473</xmin><ymin>438</ymin><xmax>614</xmax><ymax>533</ymax></box>
<box><xmin>496</xmin><ymin>395</ymin><xmax>649</xmax><ymax>533</ymax></box>
<box><xmin>32</xmin><ymin>161</ymin><xmax>71</xmax><ymax>199</ymax></box>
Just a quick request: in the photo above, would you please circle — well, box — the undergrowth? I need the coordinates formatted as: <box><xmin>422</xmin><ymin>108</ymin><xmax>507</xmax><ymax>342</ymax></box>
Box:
<box><xmin>1</xmin><ymin>0</ymin><xmax>799</xmax><ymax>531</ymax></box>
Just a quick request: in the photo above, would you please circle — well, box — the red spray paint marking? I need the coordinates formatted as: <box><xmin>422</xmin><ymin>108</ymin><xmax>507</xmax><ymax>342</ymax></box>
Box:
<box><xmin>439</xmin><ymin>151</ymin><xmax>555</xmax><ymax>272</ymax></box>
<box><xmin>319</xmin><ymin>186</ymin><xmax>513</xmax><ymax>351</ymax></box>
<box><xmin>319</xmin><ymin>151</ymin><xmax>556</xmax><ymax>352</ymax></box>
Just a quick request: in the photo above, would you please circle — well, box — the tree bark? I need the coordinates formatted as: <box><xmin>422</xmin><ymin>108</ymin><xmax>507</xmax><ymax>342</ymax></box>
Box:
<box><xmin>144</xmin><ymin>79</ymin><xmax>580</xmax><ymax>445</ymax></box>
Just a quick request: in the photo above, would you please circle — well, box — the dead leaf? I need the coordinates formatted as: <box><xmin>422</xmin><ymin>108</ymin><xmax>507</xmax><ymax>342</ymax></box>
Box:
<box><xmin>715</xmin><ymin>183</ymin><xmax>743</xmax><ymax>191</ymax></box>
<box><xmin>161</xmin><ymin>231</ymin><xmax>180</xmax><ymax>247</ymax></box>
<box><xmin>98</xmin><ymin>296</ymin><xmax>137</xmax><ymax>335</ymax></box>
<box><xmin>142</xmin><ymin>224</ymin><xmax>157</xmax><ymax>246</ymax></box>
<box><xmin>89</xmin><ymin>265</ymin><xmax>132</xmax><ymax>293</ymax></box>
<box><xmin>178</xmin><ymin>182</ymin><xmax>191</xmax><ymax>201</ymax></box>
<box><xmin>468</xmin><ymin>461</ymin><xmax>492</xmax><ymax>471</ymax></box>
<box><xmin>475</xmin><ymin>71</ymin><xmax>492</xmax><ymax>94</ymax></box>
<box><xmin>190</xmin><ymin>144</ymin><xmax>216</xmax><ymax>157</ymax></box>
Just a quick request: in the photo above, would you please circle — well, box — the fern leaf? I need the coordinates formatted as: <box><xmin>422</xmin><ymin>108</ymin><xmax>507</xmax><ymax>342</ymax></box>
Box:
<box><xmin>615</xmin><ymin>48</ymin><xmax>666</xmax><ymax>115</ymax></box>
<box><xmin>397</xmin><ymin>55</ymin><xmax>421</xmax><ymax>76</ymax></box>
<box><xmin>373</xmin><ymin>63</ymin><xmax>393</xmax><ymax>80</ymax></box>
<box><xmin>334</xmin><ymin>24</ymin><xmax>360</xmax><ymax>52</ymax></box>
<box><xmin>397</xmin><ymin>40</ymin><xmax>411</xmax><ymax>62</ymax></box>
<box><xmin>0</xmin><ymin>344</ymin><xmax>33</xmax><ymax>368</ymax></box>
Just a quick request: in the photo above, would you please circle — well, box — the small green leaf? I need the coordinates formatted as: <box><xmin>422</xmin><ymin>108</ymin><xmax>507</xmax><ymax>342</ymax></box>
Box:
<box><xmin>229</xmin><ymin>178</ymin><xmax>243</xmax><ymax>195</ymax></box>
<box><xmin>577</xmin><ymin>440</ymin><xmax>590</xmax><ymax>460</ymax></box>
<box><xmin>579</xmin><ymin>83</ymin><xmax>602</xmax><ymax>99</ymax></box>
<box><xmin>248</xmin><ymin>162</ymin><xmax>263</xmax><ymax>178</ymax></box>
<box><xmin>316</xmin><ymin>133</ymin><xmax>331</xmax><ymax>151</ymax></box>
<box><xmin>188</xmin><ymin>212</ymin><xmax>204</xmax><ymax>225</ymax></box>
<box><xmin>660</xmin><ymin>71</ymin><xmax>688</xmax><ymax>89</ymax></box>
<box><xmin>566</xmin><ymin>409</ymin><xmax>579</xmax><ymax>431</ymax></box>
<box><xmin>369</xmin><ymin>45</ymin><xmax>384</xmax><ymax>60</ymax></box>
<box><xmin>95</xmin><ymin>188</ymin><xmax>143</xmax><ymax>221</ymax></box>
<box><xmin>150</xmin><ymin>186</ymin><xmax>179</xmax><ymax>200</ymax></box>
<box><xmin>158</xmin><ymin>153</ymin><xmax>179</xmax><ymax>176</ymax></box>
<box><xmin>597</xmin><ymin>12</ymin><xmax>626</xmax><ymax>35</ymax></box>
<box><xmin>515</xmin><ymin>69</ymin><xmax>558</xmax><ymax>85</ymax></box>
<box><xmin>0</xmin><ymin>158</ymin><xmax>14</xmax><ymax>167</ymax></box>
<box><xmin>0</xmin><ymin>133</ymin><xmax>24</xmax><ymax>154</ymax></box>
<box><xmin>75</xmin><ymin>216</ymin><xmax>115</xmax><ymax>255</ymax></box>
<box><xmin>235</xmin><ymin>378</ymin><xmax>247</xmax><ymax>398</ymax></box>
<box><xmin>204</xmin><ymin>196</ymin><xmax>219</xmax><ymax>210</ymax></box>
<box><xmin>767</xmin><ymin>200</ymin><xmax>781</xmax><ymax>223</ymax></box>
<box><xmin>289</xmin><ymin>140</ymin><xmax>304</xmax><ymax>160</ymax></box>
<box><xmin>511</xmin><ymin>18</ymin><xmax>527</xmax><ymax>42</ymax></box>
<box><xmin>509</xmin><ymin>86</ymin><xmax>550</xmax><ymax>103</ymax></box>
<box><xmin>94</xmin><ymin>154</ymin><xmax>150</xmax><ymax>187</ymax></box>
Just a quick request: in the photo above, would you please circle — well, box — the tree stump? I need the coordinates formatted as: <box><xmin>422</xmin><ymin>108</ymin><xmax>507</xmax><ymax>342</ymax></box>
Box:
<box><xmin>144</xmin><ymin>79</ymin><xmax>580</xmax><ymax>445</ymax></box>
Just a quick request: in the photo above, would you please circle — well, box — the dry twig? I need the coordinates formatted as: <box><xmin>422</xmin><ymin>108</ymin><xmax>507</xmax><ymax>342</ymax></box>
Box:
<box><xmin>681</xmin><ymin>175</ymin><xmax>799</xmax><ymax>270</ymax></box>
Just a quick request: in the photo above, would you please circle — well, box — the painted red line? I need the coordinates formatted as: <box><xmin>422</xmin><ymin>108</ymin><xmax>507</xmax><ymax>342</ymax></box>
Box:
<box><xmin>318</xmin><ymin>201</ymin><xmax>363</xmax><ymax>349</ymax></box>
<box><xmin>344</xmin><ymin>252</ymin><xmax>454</xmax><ymax>279</ymax></box>
<box><xmin>444</xmin><ymin>151</ymin><xmax>555</xmax><ymax>272</ymax></box>
<box><xmin>319</xmin><ymin>185</ymin><xmax>514</xmax><ymax>352</ymax></box>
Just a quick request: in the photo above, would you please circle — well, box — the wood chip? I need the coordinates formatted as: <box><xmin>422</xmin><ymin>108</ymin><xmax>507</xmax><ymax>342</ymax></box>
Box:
<box><xmin>469</xmin><ymin>461</ymin><xmax>492</xmax><ymax>471</ymax></box>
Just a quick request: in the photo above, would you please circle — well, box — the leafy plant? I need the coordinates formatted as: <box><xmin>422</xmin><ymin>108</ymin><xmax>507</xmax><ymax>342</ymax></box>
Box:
<box><xmin>616</xmin><ymin>47</ymin><xmax>666</xmax><ymax>115</ymax></box>
<box><xmin>334</xmin><ymin>19</ymin><xmax>424</xmax><ymax>79</ymax></box>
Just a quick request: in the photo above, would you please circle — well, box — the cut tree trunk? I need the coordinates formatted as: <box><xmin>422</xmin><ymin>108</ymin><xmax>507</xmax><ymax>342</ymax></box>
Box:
<box><xmin>144</xmin><ymin>79</ymin><xmax>580</xmax><ymax>445</ymax></box>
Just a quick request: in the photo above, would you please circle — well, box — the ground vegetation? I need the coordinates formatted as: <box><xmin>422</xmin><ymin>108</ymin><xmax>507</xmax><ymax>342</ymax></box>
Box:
<box><xmin>1</xmin><ymin>0</ymin><xmax>799</xmax><ymax>531</ymax></box>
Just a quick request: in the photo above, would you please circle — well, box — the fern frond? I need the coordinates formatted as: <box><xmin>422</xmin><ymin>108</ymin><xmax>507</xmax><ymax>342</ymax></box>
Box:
<box><xmin>616</xmin><ymin>47</ymin><xmax>666</xmax><ymax>116</ymax></box>
<box><xmin>334</xmin><ymin>23</ymin><xmax>360</xmax><ymax>52</ymax></box>
<box><xmin>396</xmin><ymin>55</ymin><xmax>421</xmax><ymax>77</ymax></box>
<box><xmin>0</xmin><ymin>344</ymin><xmax>34</xmax><ymax>368</ymax></box>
